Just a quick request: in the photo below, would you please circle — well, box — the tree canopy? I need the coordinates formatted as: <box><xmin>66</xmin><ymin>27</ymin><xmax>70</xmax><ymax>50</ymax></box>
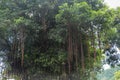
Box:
<box><xmin>0</xmin><ymin>0</ymin><xmax>120</xmax><ymax>80</ymax></box>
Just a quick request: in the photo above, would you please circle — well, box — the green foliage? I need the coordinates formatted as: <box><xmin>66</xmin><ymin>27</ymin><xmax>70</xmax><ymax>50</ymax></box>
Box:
<box><xmin>114</xmin><ymin>70</ymin><xmax>120</xmax><ymax>80</ymax></box>
<box><xmin>56</xmin><ymin>2</ymin><xmax>92</xmax><ymax>24</ymax></box>
<box><xmin>0</xmin><ymin>0</ymin><xmax>120</xmax><ymax>79</ymax></box>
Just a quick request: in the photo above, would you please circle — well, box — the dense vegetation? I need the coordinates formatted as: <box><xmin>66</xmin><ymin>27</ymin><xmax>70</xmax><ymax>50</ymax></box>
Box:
<box><xmin>0</xmin><ymin>0</ymin><xmax>120</xmax><ymax>80</ymax></box>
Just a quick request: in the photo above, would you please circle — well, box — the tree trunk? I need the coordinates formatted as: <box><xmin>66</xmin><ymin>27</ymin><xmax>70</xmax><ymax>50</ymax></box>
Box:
<box><xmin>91</xmin><ymin>26</ymin><xmax>96</xmax><ymax>62</ymax></box>
<box><xmin>98</xmin><ymin>31</ymin><xmax>101</xmax><ymax>51</ymax></box>
<box><xmin>87</xmin><ymin>39</ymin><xmax>91</xmax><ymax>68</ymax></box>
<box><xmin>93</xmin><ymin>40</ymin><xmax>96</xmax><ymax>62</ymax></box>
<box><xmin>19</xmin><ymin>27</ymin><xmax>26</xmax><ymax>67</ymax></box>
<box><xmin>80</xmin><ymin>34</ymin><xmax>85</xmax><ymax>72</ymax></box>
<box><xmin>75</xmin><ymin>42</ymin><xmax>78</xmax><ymax>71</ymax></box>
<box><xmin>74</xmin><ymin>27</ymin><xmax>78</xmax><ymax>71</ymax></box>
<box><xmin>42</xmin><ymin>17</ymin><xmax>47</xmax><ymax>32</ymax></box>
<box><xmin>67</xmin><ymin>23</ymin><xmax>73</xmax><ymax>74</ymax></box>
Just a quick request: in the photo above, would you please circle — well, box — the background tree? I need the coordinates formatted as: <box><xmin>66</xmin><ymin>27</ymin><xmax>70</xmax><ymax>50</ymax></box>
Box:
<box><xmin>0</xmin><ymin>0</ymin><xmax>119</xmax><ymax>80</ymax></box>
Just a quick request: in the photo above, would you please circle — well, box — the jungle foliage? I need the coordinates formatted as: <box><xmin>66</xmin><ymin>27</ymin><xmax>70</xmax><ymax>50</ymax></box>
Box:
<box><xmin>0</xmin><ymin>0</ymin><xmax>120</xmax><ymax>80</ymax></box>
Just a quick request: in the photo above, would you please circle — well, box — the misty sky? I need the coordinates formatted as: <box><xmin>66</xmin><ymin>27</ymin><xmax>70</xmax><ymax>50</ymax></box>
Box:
<box><xmin>104</xmin><ymin>0</ymin><xmax>120</xmax><ymax>8</ymax></box>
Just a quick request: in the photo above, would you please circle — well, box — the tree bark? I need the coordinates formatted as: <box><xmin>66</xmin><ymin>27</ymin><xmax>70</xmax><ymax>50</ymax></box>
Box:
<box><xmin>67</xmin><ymin>23</ymin><xmax>73</xmax><ymax>74</ymax></box>
<box><xmin>80</xmin><ymin>34</ymin><xmax>85</xmax><ymax>72</ymax></box>
<box><xmin>19</xmin><ymin>27</ymin><xmax>26</xmax><ymax>67</ymax></box>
